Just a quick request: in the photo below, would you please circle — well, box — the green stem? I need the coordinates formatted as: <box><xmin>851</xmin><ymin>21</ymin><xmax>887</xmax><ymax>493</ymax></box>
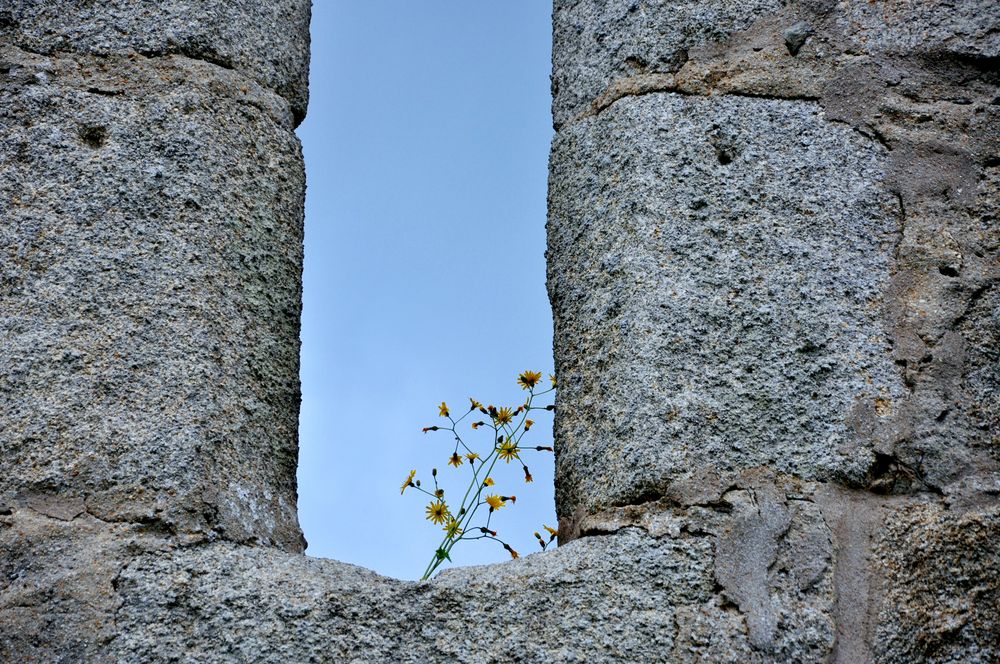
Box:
<box><xmin>418</xmin><ymin>389</ymin><xmax>546</xmax><ymax>580</ymax></box>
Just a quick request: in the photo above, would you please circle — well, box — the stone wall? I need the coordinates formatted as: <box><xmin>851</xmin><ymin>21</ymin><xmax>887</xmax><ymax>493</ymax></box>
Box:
<box><xmin>1</xmin><ymin>2</ymin><xmax>997</xmax><ymax>662</ymax></box>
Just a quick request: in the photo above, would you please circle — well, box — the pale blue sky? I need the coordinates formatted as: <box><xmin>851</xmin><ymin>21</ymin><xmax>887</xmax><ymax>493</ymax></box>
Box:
<box><xmin>296</xmin><ymin>2</ymin><xmax>554</xmax><ymax>580</ymax></box>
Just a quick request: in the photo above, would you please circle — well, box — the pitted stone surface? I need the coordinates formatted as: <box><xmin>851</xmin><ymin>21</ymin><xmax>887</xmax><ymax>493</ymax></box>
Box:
<box><xmin>551</xmin><ymin>0</ymin><xmax>784</xmax><ymax>127</ymax></box>
<box><xmin>838</xmin><ymin>0</ymin><xmax>1000</xmax><ymax>59</ymax></box>
<box><xmin>961</xmin><ymin>282</ymin><xmax>1000</xmax><ymax>448</ymax></box>
<box><xmin>0</xmin><ymin>0</ymin><xmax>311</xmax><ymax>121</ymax></box>
<box><xmin>548</xmin><ymin>92</ymin><xmax>903</xmax><ymax>519</ymax></box>
<box><xmin>2</xmin><ymin>491</ymin><xmax>840</xmax><ymax>663</ymax></box>
<box><xmin>0</xmin><ymin>46</ymin><xmax>305</xmax><ymax>551</ymax></box>
<box><xmin>111</xmin><ymin>529</ymin><xmax>722</xmax><ymax>663</ymax></box>
<box><xmin>9</xmin><ymin>489</ymin><xmax>996</xmax><ymax>662</ymax></box>
<box><xmin>872</xmin><ymin>503</ymin><xmax>1000</xmax><ymax>663</ymax></box>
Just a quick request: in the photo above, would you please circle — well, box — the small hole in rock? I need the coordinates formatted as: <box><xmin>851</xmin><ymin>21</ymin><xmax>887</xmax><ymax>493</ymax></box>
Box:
<box><xmin>938</xmin><ymin>265</ymin><xmax>959</xmax><ymax>278</ymax></box>
<box><xmin>716</xmin><ymin>149</ymin><xmax>733</xmax><ymax>165</ymax></box>
<box><xmin>624</xmin><ymin>55</ymin><xmax>647</xmax><ymax>71</ymax></box>
<box><xmin>79</xmin><ymin>125</ymin><xmax>108</xmax><ymax>149</ymax></box>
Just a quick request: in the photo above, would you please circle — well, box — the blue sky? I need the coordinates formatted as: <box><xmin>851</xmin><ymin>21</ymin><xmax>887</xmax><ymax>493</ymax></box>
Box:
<box><xmin>296</xmin><ymin>2</ymin><xmax>554</xmax><ymax>580</ymax></box>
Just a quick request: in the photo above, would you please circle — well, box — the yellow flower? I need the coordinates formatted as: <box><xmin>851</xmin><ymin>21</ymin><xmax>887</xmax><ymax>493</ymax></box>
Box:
<box><xmin>543</xmin><ymin>524</ymin><xmax>558</xmax><ymax>538</ymax></box>
<box><xmin>444</xmin><ymin>518</ymin><xmax>463</xmax><ymax>538</ymax></box>
<box><xmin>469</xmin><ymin>398</ymin><xmax>483</xmax><ymax>410</ymax></box>
<box><xmin>494</xmin><ymin>407</ymin><xmax>514</xmax><ymax>425</ymax></box>
<box><xmin>524</xmin><ymin>419</ymin><xmax>534</xmax><ymax>431</ymax></box>
<box><xmin>448</xmin><ymin>452</ymin><xmax>463</xmax><ymax>467</ymax></box>
<box><xmin>439</xmin><ymin>402</ymin><xmax>449</xmax><ymax>418</ymax></box>
<box><xmin>483</xmin><ymin>477</ymin><xmax>495</xmax><ymax>487</ymax></box>
<box><xmin>425</xmin><ymin>500</ymin><xmax>450</xmax><ymax>525</ymax></box>
<box><xmin>465</xmin><ymin>452</ymin><xmax>480</xmax><ymax>462</ymax></box>
<box><xmin>518</xmin><ymin>370</ymin><xmax>543</xmax><ymax>390</ymax></box>
<box><xmin>498</xmin><ymin>441</ymin><xmax>520</xmax><ymax>463</ymax></box>
<box><xmin>400</xmin><ymin>470</ymin><xmax>416</xmax><ymax>495</ymax></box>
<box><xmin>549</xmin><ymin>373</ymin><xmax>557</xmax><ymax>387</ymax></box>
<box><xmin>485</xmin><ymin>494</ymin><xmax>505</xmax><ymax>510</ymax></box>
<box><xmin>504</xmin><ymin>543</ymin><xmax>520</xmax><ymax>559</ymax></box>
<box><xmin>523</xmin><ymin>466</ymin><xmax>533</xmax><ymax>483</ymax></box>
<box><xmin>471</xmin><ymin>421</ymin><xmax>484</xmax><ymax>429</ymax></box>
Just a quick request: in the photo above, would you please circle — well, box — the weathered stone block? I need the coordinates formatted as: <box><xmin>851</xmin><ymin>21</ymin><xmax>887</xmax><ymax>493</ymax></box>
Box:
<box><xmin>548</xmin><ymin>92</ymin><xmax>903</xmax><ymax>519</ymax></box>
<box><xmin>872</xmin><ymin>503</ymin><xmax>1000</xmax><ymax>663</ymax></box>
<box><xmin>838</xmin><ymin>0</ymin><xmax>1000</xmax><ymax>60</ymax></box>
<box><xmin>551</xmin><ymin>0</ymin><xmax>784</xmax><ymax>126</ymax></box>
<box><xmin>0</xmin><ymin>0</ymin><xmax>311</xmax><ymax>121</ymax></box>
<box><xmin>0</xmin><ymin>46</ymin><xmax>305</xmax><ymax>550</ymax></box>
<box><xmin>2</xmin><ymin>472</ymin><xmax>839</xmax><ymax>662</ymax></box>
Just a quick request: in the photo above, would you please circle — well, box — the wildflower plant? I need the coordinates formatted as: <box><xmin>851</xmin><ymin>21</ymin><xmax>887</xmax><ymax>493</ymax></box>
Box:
<box><xmin>400</xmin><ymin>370</ymin><xmax>559</xmax><ymax>580</ymax></box>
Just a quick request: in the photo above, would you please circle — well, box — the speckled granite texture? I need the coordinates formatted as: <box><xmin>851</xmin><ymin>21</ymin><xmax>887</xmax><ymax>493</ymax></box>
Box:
<box><xmin>0</xmin><ymin>0</ymin><xmax>311</xmax><ymax>121</ymax></box>
<box><xmin>1</xmin><ymin>1</ymin><xmax>998</xmax><ymax>662</ymax></box>
<box><xmin>548</xmin><ymin>91</ymin><xmax>903</xmax><ymax>515</ymax></box>
<box><xmin>0</xmin><ymin>45</ymin><xmax>306</xmax><ymax>552</ymax></box>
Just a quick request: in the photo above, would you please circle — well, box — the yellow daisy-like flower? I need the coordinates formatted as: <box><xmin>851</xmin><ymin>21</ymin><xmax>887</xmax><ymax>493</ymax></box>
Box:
<box><xmin>448</xmin><ymin>452</ymin><xmax>463</xmax><ymax>468</ymax></box>
<box><xmin>524</xmin><ymin>419</ymin><xmax>534</xmax><ymax>431</ymax></box>
<box><xmin>400</xmin><ymin>469</ymin><xmax>416</xmax><ymax>495</ymax></box>
<box><xmin>485</xmin><ymin>494</ymin><xmax>505</xmax><ymax>510</ymax></box>
<box><xmin>549</xmin><ymin>373</ymin><xmax>557</xmax><ymax>387</ymax></box>
<box><xmin>498</xmin><ymin>441</ymin><xmax>520</xmax><ymax>463</ymax></box>
<box><xmin>494</xmin><ymin>407</ymin><xmax>514</xmax><ymax>425</ymax></box>
<box><xmin>469</xmin><ymin>398</ymin><xmax>483</xmax><ymax>410</ymax></box>
<box><xmin>465</xmin><ymin>452</ymin><xmax>480</xmax><ymax>462</ymax></box>
<box><xmin>483</xmin><ymin>477</ymin><xmax>495</xmax><ymax>487</ymax></box>
<box><xmin>444</xmin><ymin>518</ymin><xmax>463</xmax><ymax>538</ymax></box>
<box><xmin>425</xmin><ymin>500</ymin><xmax>450</xmax><ymax>525</ymax></box>
<box><xmin>439</xmin><ymin>402</ymin><xmax>449</xmax><ymax>418</ymax></box>
<box><xmin>518</xmin><ymin>370</ymin><xmax>543</xmax><ymax>390</ymax></box>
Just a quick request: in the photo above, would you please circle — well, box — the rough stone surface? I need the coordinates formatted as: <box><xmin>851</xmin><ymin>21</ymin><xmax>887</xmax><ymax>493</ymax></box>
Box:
<box><xmin>545</xmin><ymin>1</ymin><xmax>999</xmax><ymax>660</ymax></box>
<box><xmin>549</xmin><ymin>92</ymin><xmax>903</xmax><ymax>517</ymax></box>
<box><xmin>8</xmin><ymin>476</ymin><xmax>994</xmax><ymax>663</ymax></box>
<box><xmin>872</xmin><ymin>503</ymin><xmax>1000</xmax><ymax>663</ymax></box>
<box><xmin>0</xmin><ymin>45</ymin><xmax>306</xmax><ymax>551</ymax></box>
<box><xmin>0</xmin><ymin>0</ymin><xmax>311</xmax><ymax>122</ymax></box>
<box><xmin>552</xmin><ymin>0</ymin><xmax>784</xmax><ymax>127</ymax></box>
<box><xmin>3</xmin><ymin>479</ymin><xmax>839</xmax><ymax>663</ymax></box>
<box><xmin>3</xmin><ymin>1</ymin><xmax>999</xmax><ymax>662</ymax></box>
<box><xmin>838</xmin><ymin>0</ymin><xmax>1000</xmax><ymax>59</ymax></box>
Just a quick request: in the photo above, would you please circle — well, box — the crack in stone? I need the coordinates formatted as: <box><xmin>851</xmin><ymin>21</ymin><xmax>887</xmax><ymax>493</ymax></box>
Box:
<box><xmin>560</xmin><ymin>71</ymin><xmax>822</xmax><ymax>129</ymax></box>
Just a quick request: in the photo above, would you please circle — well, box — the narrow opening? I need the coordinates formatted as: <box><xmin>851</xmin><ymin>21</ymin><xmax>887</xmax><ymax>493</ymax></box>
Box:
<box><xmin>296</xmin><ymin>3</ymin><xmax>555</xmax><ymax>580</ymax></box>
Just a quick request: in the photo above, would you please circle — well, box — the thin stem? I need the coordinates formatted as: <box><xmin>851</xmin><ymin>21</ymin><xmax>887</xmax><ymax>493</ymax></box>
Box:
<box><xmin>417</xmin><ymin>385</ymin><xmax>552</xmax><ymax>580</ymax></box>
